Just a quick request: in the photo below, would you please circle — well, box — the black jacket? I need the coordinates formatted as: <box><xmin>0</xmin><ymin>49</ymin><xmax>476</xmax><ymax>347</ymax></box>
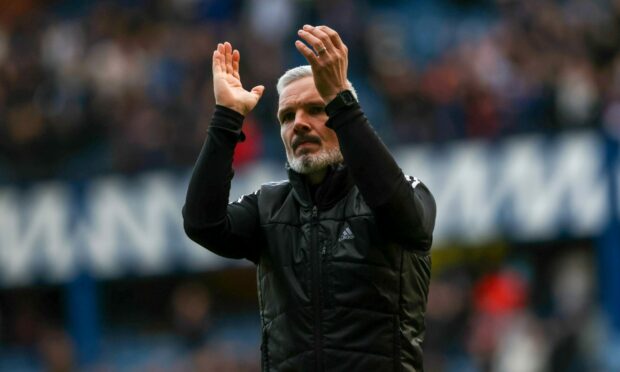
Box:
<box><xmin>183</xmin><ymin>104</ymin><xmax>436</xmax><ymax>371</ymax></box>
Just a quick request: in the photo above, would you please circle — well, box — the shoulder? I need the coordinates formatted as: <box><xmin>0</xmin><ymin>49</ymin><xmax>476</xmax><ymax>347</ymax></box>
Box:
<box><xmin>256</xmin><ymin>180</ymin><xmax>296</xmax><ymax>222</ymax></box>
<box><xmin>403</xmin><ymin>174</ymin><xmax>436</xmax><ymax>213</ymax></box>
<box><xmin>232</xmin><ymin>180</ymin><xmax>292</xmax><ymax>206</ymax></box>
<box><xmin>404</xmin><ymin>174</ymin><xmax>422</xmax><ymax>189</ymax></box>
<box><xmin>258</xmin><ymin>179</ymin><xmax>292</xmax><ymax>202</ymax></box>
<box><xmin>232</xmin><ymin>180</ymin><xmax>290</xmax><ymax>203</ymax></box>
<box><xmin>231</xmin><ymin>189</ymin><xmax>259</xmax><ymax>206</ymax></box>
<box><xmin>259</xmin><ymin>179</ymin><xmax>291</xmax><ymax>193</ymax></box>
<box><xmin>404</xmin><ymin>174</ymin><xmax>433</xmax><ymax>198</ymax></box>
<box><xmin>261</xmin><ymin>179</ymin><xmax>290</xmax><ymax>188</ymax></box>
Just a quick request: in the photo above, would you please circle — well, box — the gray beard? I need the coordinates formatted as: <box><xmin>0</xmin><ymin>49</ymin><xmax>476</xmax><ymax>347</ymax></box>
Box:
<box><xmin>287</xmin><ymin>147</ymin><xmax>344</xmax><ymax>174</ymax></box>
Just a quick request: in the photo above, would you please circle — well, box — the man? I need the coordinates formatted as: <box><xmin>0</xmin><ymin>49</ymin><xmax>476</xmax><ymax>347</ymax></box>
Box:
<box><xmin>183</xmin><ymin>24</ymin><xmax>436</xmax><ymax>371</ymax></box>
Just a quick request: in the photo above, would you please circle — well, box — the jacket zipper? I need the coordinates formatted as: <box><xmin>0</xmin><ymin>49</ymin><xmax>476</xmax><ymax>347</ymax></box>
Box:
<box><xmin>320</xmin><ymin>245</ymin><xmax>330</xmax><ymax>309</ymax></box>
<box><xmin>311</xmin><ymin>205</ymin><xmax>323</xmax><ymax>371</ymax></box>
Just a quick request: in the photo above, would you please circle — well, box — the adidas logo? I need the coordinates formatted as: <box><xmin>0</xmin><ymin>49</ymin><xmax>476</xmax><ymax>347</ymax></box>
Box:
<box><xmin>339</xmin><ymin>227</ymin><xmax>355</xmax><ymax>242</ymax></box>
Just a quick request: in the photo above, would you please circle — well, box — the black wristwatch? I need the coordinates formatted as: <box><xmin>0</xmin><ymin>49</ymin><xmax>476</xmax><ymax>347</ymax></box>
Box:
<box><xmin>325</xmin><ymin>89</ymin><xmax>357</xmax><ymax>116</ymax></box>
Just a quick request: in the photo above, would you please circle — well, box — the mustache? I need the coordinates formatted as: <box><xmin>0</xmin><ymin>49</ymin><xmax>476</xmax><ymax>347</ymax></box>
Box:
<box><xmin>292</xmin><ymin>135</ymin><xmax>321</xmax><ymax>150</ymax></box>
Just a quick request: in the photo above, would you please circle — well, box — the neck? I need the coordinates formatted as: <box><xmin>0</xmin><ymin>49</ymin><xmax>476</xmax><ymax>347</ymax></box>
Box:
<box><xmin>306</xmin><ymin>168</ymin><xmax>328</xmax><ymax>185</ymax></box>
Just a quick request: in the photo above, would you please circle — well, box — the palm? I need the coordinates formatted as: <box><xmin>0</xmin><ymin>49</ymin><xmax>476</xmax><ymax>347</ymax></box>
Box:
<box><xmin>215</xmin><ymin>74</ymin><xmax>255</xmax><ymax>111</ymax></box>
<box><xmin>212</xmin><ymin>42</ymin><xmax>264</xmax><ymax>116</ymax></box>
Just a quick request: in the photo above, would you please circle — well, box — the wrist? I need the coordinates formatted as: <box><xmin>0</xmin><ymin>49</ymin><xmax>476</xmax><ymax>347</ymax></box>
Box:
<box><xmin>214</xmin><ymin>105</ymin><xmax>245</xmax><ymax>122</ymax></box>
<box><xmin>322</xmin><ymin>84</ymin><xmax>351</xmax><ymax>104</ymax></box>
<box><xmin>215</xmin><ymin>102</ymin><xmax>247</xmax><ymax>116</ymax></box>
<box><xmin>325</xmin><ymin>89</ymin><xmax>358</xmax><ymax>117</ymax></box>
<box><xmin>323</xmin><ymin>93</ymin><xmax>338</xmax><ymax>104</ymax></box>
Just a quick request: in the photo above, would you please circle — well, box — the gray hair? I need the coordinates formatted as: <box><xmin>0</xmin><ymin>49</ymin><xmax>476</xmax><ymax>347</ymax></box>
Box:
<box><xmin>276</xmin><ymin>65</ymin><xmax>358</xmax><ymax>100</ymax></box>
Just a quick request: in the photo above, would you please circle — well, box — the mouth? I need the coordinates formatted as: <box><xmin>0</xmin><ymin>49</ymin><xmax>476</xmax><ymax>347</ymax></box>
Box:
<box><xmin>292</xmin><ymin>136</ymin><xmax>321</xmax><ymax>151</ymax></box>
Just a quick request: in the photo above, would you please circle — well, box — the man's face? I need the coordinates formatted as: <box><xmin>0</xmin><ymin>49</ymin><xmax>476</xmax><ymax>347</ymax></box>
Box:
<box><xmin>278</xmin><ymin>76</ymin><xmax>342</xmax><ymax>174</ymax></box>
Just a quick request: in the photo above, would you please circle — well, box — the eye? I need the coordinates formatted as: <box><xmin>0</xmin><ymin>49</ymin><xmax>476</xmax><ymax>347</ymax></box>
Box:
<box><xmin>280</xmin><ymin>112</ymin><xmax>294</xmax><ymax>125</ymax></box>
<box><xmin>308</xmin><ymin>106</ymin><xmax>325</xmax><ymax>115</ymax></box>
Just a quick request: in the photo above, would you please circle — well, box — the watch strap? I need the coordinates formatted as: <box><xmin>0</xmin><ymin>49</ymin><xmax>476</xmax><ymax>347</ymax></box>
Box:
<box><xmin>325</xmin><ymin>90</ymin><xmax>358</xmax><ymax>117</ymax></box>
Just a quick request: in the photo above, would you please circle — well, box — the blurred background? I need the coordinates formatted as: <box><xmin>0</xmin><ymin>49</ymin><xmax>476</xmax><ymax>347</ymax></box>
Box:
<box><xmin>1</xmin><ymin>0</ymin><xmax>619</xmax><ymax>370</ymax></box>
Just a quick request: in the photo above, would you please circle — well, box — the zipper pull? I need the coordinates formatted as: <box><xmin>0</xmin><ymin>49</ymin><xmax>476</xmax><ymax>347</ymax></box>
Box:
<box><xmin>312</xmin><ymin>205</ymin><xmax>318</xmax><ymax>219</ymax></box>
<box><xmin>321</xmin><ymin>246</ymin><xmax>327</xmax><ymax>256</ymax></box>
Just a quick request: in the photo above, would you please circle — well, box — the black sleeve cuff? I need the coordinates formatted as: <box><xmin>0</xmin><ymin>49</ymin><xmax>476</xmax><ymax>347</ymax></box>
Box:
<box><xmin>325</xmin><ymin>103</ymin><xmax>363</xmax><ymax>131</ymax></box>
<box><xmin>212</xmin><ymin>105</ymin><xmax>246</xmax><ymax>142</ymax></box>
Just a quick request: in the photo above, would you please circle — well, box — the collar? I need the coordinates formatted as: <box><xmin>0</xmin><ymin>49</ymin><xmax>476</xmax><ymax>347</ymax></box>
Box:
<box><xmin>287</xmin><ymin>162</ymin><xmax>354</xmax><ymax>210</ymax></box>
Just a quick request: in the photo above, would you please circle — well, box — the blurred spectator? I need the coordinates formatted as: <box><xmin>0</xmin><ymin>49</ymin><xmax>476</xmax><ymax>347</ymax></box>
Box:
<box><xmin>467</xmin><ymin>268</ymin><xmax>548</xmax><ymax>372</ymax></box>
<box><xmin>170</xmin><ymin>281</ymin><xmax>257</xmax><ymax>371</ymax></box>
<box><xmin>547</xmin><ymin>249</ymin><xmax>601</xmax><ymax>372</ymax></box>
<box><xmin>424</xmin><ymin>269</ymin><xmax>472</xmax><ymax>371</ymax></box>
<box><xmin>37</xmin><ymin>327</ymin><xmax>76</xmax><ymax>372</ymax></box>
<box><xmin>171</xmin><ymin>281</ymin><xmax>212</xmax><ymax>350</ymax></box>
<box><xmin>423</xmin><ymin>243</ymin><xmax>606</xmax><ymax>372</ymax></box>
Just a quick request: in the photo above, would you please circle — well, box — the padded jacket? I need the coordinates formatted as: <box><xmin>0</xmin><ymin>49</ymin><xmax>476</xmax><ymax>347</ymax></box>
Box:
<box><xmin>183</xmin><ymin>104</ymin><xmax>436</xmax><ymax>371</ymax></box>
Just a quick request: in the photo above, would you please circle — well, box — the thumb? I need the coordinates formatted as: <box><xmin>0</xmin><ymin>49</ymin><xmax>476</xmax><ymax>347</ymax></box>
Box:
<box><xmin>251</xmin><ymin>85</ymin><xmax>265</xmax><ymax>100</ymax></box>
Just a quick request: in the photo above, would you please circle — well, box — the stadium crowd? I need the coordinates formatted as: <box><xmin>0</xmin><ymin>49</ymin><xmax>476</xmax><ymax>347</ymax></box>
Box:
<box><xmin>0</xmin><ymin>0</ymin><xmax>616</xmax><ymax>370</ymax></box>
<box><xmin>1</xmin><ymin>0</ymin><xmax>620</xmax><ymax>182</ymax></box>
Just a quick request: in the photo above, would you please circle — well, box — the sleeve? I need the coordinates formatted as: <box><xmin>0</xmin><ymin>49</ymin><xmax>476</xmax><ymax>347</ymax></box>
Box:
<box><xmin>326</xmin><ymin>103</ymin><xmax>436</xmax><ymax>251</ymax></box>
<box><xmin>182</xmin><ymin>105</ymin><xmax>262</xmax><ymax>263</ymax></box>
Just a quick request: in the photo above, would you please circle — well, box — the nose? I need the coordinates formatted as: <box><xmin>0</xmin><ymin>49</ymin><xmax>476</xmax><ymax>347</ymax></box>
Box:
<box><xmin>293</xmin><ymin>110</ymin><xmax>312</xmax><ymax>134</ymax></box>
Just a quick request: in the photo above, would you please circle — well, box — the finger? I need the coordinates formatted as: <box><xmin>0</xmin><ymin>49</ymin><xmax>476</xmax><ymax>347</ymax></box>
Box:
<box><xmin>297</xmin><ymin>29</ymin><xmax>328</xmax><ymax>55</ymax></box>
<box><xmin>316</xmin><ymin>25</ymin><xmax>344</xmax><ymax>49</ymax></box>
<box><xmin>304</xmin><ymin>24</ymin><xmax>335</xmax><ymax>51</ymax></box>
<box><xmin>224</xmin><ymin>42</ymin><xmax>233</xmax><ymax>74</ymax></box>
<box><xmin>213</xmin><ymin>44</ymin><xmax>224</xmax><ymax>74</ymax></box>
<box><xmin>217</xmin><ymin>43</ymin><xmax>226</xmax><ymax>71</ymax></box>
<box><xmin>295</xmin><ymin>40</ymin><xmax>319</xmax><ymax>65</ymax></box>
<box><xmin>232</xmin><ymin>49</ymin><xmax>241</xmax><ymax>80</ymax></box>
<box><xmin>212</xmin><ymin>50</ymin><xmax>222</xmax><ymax>74</ymax></box>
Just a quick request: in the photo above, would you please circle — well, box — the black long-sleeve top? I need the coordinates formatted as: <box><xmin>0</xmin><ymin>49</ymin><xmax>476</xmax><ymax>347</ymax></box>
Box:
<box><xmin>183</xmin><ymin>103</ymin><xmax>436</xmax><ymax>263</ymax></box>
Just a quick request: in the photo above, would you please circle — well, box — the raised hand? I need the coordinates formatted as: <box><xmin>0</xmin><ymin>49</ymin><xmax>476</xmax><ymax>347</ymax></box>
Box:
<box><xmin>295</xmin><ymin>25</ymin><xmax>350</xmax><ymax>104</ymax></box>
<box><xmin>213</xmin><ymin>42</ymin><xmax>264</xmax><ymax>116</ymax></box>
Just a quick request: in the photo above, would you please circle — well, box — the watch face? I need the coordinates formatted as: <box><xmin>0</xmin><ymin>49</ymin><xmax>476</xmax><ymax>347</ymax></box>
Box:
<box><xmin>341</xmin><ymin>90</ymin><xmax>356</xmax><ymax>105</ymax></box>
<box><xmin>326</xmin><ymin>90</ymin><xmax>357</xmax><ymax>116</ymax></box>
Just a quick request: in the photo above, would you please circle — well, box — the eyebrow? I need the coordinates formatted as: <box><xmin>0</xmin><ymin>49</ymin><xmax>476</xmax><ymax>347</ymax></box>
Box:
<box><xmin>277</xmin><ymin>100</ymin><xmax>326</xmax><ymax>120</ymax></box>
